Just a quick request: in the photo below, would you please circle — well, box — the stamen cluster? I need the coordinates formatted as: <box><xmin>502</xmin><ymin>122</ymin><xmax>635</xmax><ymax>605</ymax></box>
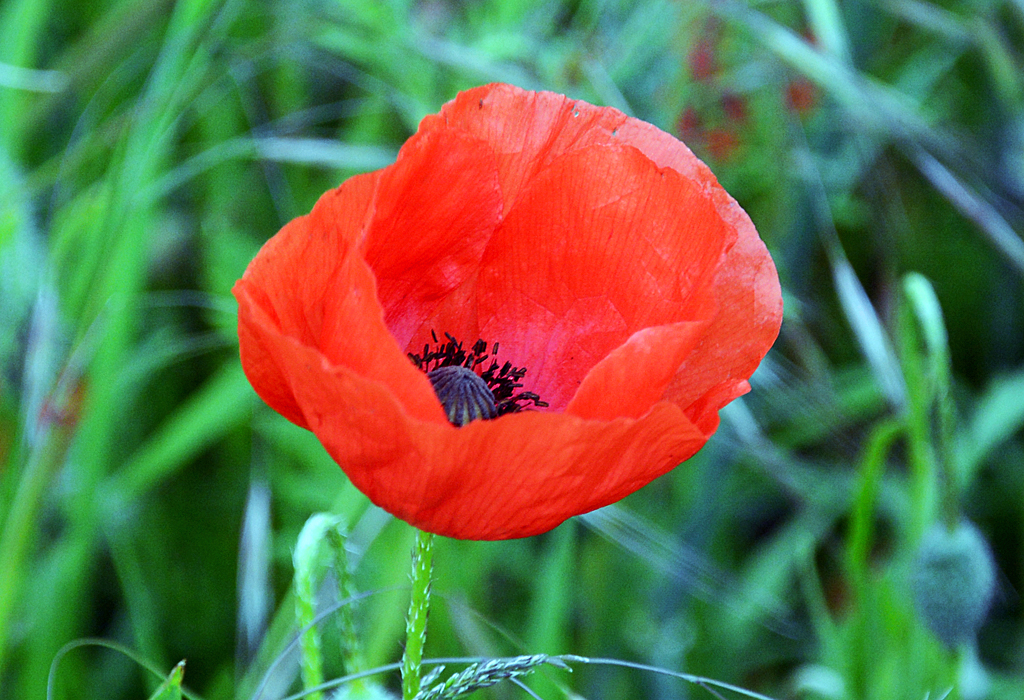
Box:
<box><xmin>409</xmin><ymin>332</ymin><xmax>549</xmax><ymax>418</ymax></box>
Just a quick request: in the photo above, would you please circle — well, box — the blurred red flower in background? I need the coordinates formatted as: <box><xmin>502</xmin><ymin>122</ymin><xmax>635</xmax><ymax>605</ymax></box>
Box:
<box><xmin>688</xmin><ymin>36</ymin><xmax>719</xmax><ymax>82</ymax></box>
<box><xmin>706</xmin><ymin>127</ymin><xmax>741</xmax><ymax>162</ymax></box>
<box><xmin>234</xmin><ymin>83</ymin><xmax>782</xmax><ymax>539</ymax></box>
<box><xmin>786</xmin><ymin>77</ymin><xmax>818</xmax><ymax>115</ymax></box>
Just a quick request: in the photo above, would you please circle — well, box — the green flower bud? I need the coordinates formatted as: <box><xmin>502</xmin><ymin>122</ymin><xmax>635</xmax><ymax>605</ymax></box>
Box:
<box><xmin>911</xmin><ymin>520</ymin><xmax>996</xmax><ymax>648</ymax></box>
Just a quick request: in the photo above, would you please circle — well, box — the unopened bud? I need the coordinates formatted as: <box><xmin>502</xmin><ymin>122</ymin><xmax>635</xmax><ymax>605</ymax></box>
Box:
<box><xmin>911</xmin><ymin>520</ymin><xmax>996</xmax><ymax>648</ymax></box>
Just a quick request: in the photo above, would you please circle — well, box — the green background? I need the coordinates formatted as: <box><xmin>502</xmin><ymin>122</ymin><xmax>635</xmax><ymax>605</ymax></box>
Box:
<box><xmin>1</xmin><ymin>0</ymin><xmax>1023</xmax><ymax>698</ymax></box>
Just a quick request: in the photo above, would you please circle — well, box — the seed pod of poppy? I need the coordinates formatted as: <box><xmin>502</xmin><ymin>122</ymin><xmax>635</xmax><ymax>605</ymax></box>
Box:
<box><xmin>427</xmin><ymin>365</ymin><xmax>498</xmax><ymax>426</ymax></box>
<box><xmin>911</xmin><ymin>520</ymin><xmax>996</xmax><ymax>648</ymax></box>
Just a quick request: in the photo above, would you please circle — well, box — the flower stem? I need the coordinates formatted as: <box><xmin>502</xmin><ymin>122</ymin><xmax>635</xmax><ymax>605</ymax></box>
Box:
<box><xmin>401</xmin><ymin>529</ymin><xmax>435</xmax><ymax>700</ymax></box>
<box><xmin>293</xmin><ymin>518</ymin><xmax>329</xmax><ymax>700</ymax></box>
<box><xmin>327</xmin><ymin>526</ymin><xmax>367</xmax><ymax>693</ymax></box>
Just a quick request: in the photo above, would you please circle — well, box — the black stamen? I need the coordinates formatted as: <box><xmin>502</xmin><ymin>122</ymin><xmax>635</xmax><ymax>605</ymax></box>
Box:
<box><xmin>408</xmin><ymin>332</ymin><xmax>549</xmax><ymax>425</ymax></box>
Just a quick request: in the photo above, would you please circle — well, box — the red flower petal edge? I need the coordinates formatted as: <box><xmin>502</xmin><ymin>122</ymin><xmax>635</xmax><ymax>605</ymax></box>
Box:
<box><xmin>233</xmin><ymin>83</ymin><xmax>782</xmax><ymax>540</ymax></box>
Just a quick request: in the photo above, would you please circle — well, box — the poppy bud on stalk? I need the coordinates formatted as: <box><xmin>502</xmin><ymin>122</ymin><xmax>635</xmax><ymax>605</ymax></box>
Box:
<box><xmin>911</xmin><ymin>520</ymin><xmax>997</xmax><ymax>648</ymax></box>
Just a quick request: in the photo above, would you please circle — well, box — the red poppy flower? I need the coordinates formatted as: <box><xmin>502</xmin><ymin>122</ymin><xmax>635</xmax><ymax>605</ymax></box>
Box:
<box><xmin>234</xmin><ymin>83</ymin><xmax>781</xmax><ymax>540</ymax></box>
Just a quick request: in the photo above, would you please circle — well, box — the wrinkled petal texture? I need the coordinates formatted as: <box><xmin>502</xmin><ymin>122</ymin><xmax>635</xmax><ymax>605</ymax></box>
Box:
<box><xmin>234</xmin><ymin>83</ymin><xmax>782</xmax><ymax>539</ymax></box>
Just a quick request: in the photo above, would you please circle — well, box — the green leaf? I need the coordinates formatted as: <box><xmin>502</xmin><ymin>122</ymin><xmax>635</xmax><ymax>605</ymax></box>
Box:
<box><xmin>958</xmin><ymin>369</ymin><xmax>1024</xmax><ymax>484</ymax></box>
<box><xmin>104</xmin><ymin>360</ymin><xmax>252</xmax><ymax>502</ymax></box>
<box><xmin>147</xmin><ymin>660</ymin><xmax>186</xmax><ymax>700</ymax></box>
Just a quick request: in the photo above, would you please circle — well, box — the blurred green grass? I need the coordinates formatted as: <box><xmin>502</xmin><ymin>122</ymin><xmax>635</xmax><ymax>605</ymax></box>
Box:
<box><xmin>2</xmin><ymin>0</ymin><xmax>1024</xmax><ymax>698</ymax></box>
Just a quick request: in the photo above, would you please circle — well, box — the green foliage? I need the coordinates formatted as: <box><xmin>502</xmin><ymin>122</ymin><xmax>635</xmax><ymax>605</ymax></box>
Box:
<box><xmin>147</xmin><ymin>660</ymin><xmax>186</xmax><ymax>700</ymax></box>
<box><xmin>1</xmin><ymin>0</ymin><xmax>1023</xmax><ymax>699</ymax></box>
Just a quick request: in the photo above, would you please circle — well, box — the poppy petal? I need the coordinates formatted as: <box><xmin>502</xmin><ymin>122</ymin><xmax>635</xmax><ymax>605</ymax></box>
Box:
<box><xmin>422</xmin><ymin>84</ymin><xmax>631</xmax><ymax>213</ymax></box>
<box><xmin>566</xmin><ymin>321</ymin><xmax>707</xmax><ymax>421</ymax></box>
<box><xmin>665</xmin><ymin>217</ymin><xmax>783</xmax><ymax>434</ymax></box>
<box><xmin>600</xmin><ymin>105</ymin><xmax>783</xmax><ymax>431</ymax></box>
<box><xmin>358</xmin><ymin>127</ymin><xmax>503</xmax><ymax>350</ymax></box>
<box><xmin>235</xmin><ymin>219</ymin><xmax>313</xmax><ymax>427</ymax></box>
<box><xmin>475</xmin><ymin>143</ymin><xmax>729</xmax><ymax>410</ymax></box>
<box><xmin>236</xmin><ymin>173</ymin><xmax>447</xmax><ymax>426</ymax></box>
<box><xmin>276</xmin><ymin>338</ymin><xmax>706</xmax><ymax>538</ymax></box>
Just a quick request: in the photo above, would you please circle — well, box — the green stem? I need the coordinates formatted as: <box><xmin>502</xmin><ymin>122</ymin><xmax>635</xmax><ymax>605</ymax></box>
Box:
<box><xmin>293</xmin><ymin>515</ymin><xmax>335</xmax><ymax>700</ymax></box>
<box><xmin>327</xmin><ymin>526</ymin><xmax>366</xmax><ymax>693</ymax></box>
<box><xmin>0</xmin><ymin>431</ymin><xmax>67</xmax><ymax>674</ymax></box>
<box><xmin>294</xmin><ymin>562</ymin><xmax>324</xmax><ymax>700</ymax></box>
<box><xmin>401</xmin><ymin>529</ymin><xmax>435</xmax><ymax>700</ymax></box>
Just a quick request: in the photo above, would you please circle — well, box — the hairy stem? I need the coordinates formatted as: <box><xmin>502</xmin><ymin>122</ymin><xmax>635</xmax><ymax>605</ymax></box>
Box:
<box><xmin>401</xmin><ymin>529</ymin><xmax>435</xmax><ymax>700</ymax></box>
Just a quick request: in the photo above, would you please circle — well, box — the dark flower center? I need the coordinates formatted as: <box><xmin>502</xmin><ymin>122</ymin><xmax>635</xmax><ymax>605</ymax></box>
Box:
<box><xmin>408</xmin><ymin>332</ymin><xmax>549</xmax><ymax>426</ymax></box>
<box><xmin>427</xmin><ymin>366</ymin><xmax>496</xmax><ymax>426</ymax></box>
